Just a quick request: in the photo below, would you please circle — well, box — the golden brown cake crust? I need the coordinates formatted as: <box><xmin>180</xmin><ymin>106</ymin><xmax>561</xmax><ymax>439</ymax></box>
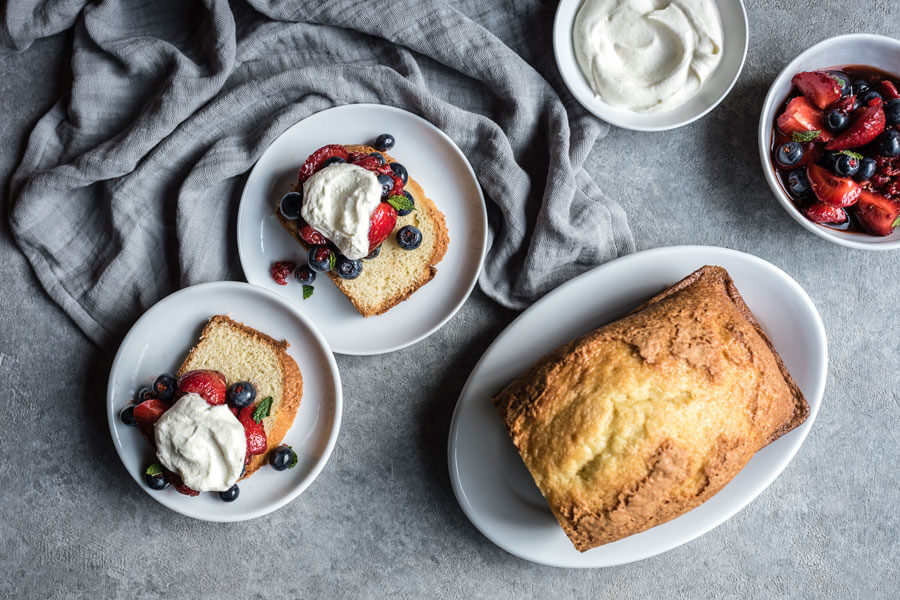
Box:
<box><xmin>276</xmin><ymin>144</ymin><xmax>449</xmax><ymax>317</ymax></box>
<box><xmin>492</xmin><ymin>266</ymin><xmax>809</xmax><ymax>552</ymax></box>
<box><xmin>177</xmin><ymin>315</ymin><xmax>303</xmax><ymax>479</ymax></box>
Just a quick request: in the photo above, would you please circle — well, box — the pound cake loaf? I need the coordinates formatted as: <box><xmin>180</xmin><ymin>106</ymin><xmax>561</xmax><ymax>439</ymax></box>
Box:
<box><xmin>178</xmin><ymin>315</ymin><xmax>303</xmax><ymax>479</ymax></box>
<box><xmin>492</xmin><ymin>266</ymin><xmax>808</xmax><ymax>551</ymax></box>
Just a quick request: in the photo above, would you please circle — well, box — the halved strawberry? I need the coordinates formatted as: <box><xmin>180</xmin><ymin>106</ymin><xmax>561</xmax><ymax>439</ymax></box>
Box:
<box><xmin>776</xmin><ymin>97</ymin><xmax>833</xmax><ymax>142</ymax></box>
<box><xmin>803</xmin><ymin>203</ymin><xmax>847</xmax><ymax>224</ymax></box>
<box><xmin>807</xmin><ymin>163</ymin><xmax>861</xmax><ymax>207</ymax></box>
<box><xmin>298</xmin><ymin>221</ymin><xmax>328</xmax><ymax>246</ymax></box>
<box><xmin>164</xmin><ymin>470</ymin><xmax>200</xmax><ymax>497</ymax></box>
<box><xmin>298</xmin><ymin>145</ymin><xmax>350</xmax><ymax>182</ymax></box>
<box><xmin>133</xmin><ymin>398</ymin><xmax>168</xmax><ymax>447</ymax></box>
<box><xmin>176</xmin><ymin>370</ymin><xmax>227</xmax><ymax>406</ymax></box>
<box><xmin>852</xmin><ymin>190</ymin><xmax>900</xmax><ymax>236</ymax></box>
<box><xmin>367</xmin><ymin>202</ymin><xmax>398</xmax><ymax>252</ymax></box>
<box><xmin>826</xmin><ymin>98</ymin><xmax>886</xmax><ymax>150</ymax></box>
<box><xmin>238</xmin><ymin>405</ymin><xmax>268</xmax><ymax>455</ymax></box>
<box><xmin>878</xmin><ymin>80</ymin><xmax>900</xmax><ymax>101</ymax></box>
<box><xmin>792</xmin><ymin>71</ymin><xmax>843</xmax><ymax>109</ymax></box>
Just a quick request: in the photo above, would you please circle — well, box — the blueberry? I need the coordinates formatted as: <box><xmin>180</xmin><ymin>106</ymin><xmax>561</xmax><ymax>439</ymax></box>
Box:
<box><xmin>852</xmin><ymin>79</ymin><xmax>869</xmax><ymax>96</ymax></box>
<box><xmin>219</xmin><ymin>485</ymin><xmax>240</xmax><ymax>502</ymax></box>
<box><xmin>885</xmin><ymin>99</ymin><xmax>900</xmax><ymax>126</ymax></box>
<box><xmin>396</xmin><ymin>225</ymin><xmax>422</xmax><ymax>250</ymax></box>
<box><xmin>134</xmin><ymin>386</ymin><xmax>155</xmax><ymax>403</ymax></box>
<box><xmin>373</xmin><ymin>133</ymin><xmax>395</xmax><ymax>152</ymax></box>
<box><xmin>145</xmin><ymin>472</ymin><xmax>168</xmax><ymax>490</ymax></box>
<box><xmin>366</xmin><ymin>245</ymin><xmax>381</xmax><ymax>259</ymax></box>
<box><xmin>834</xmin><ymin>154</ymin><xmax>860</xmax><ymax>177</ymax></box>
<box><xmin>775</xmin><ymin>142</ymin><xmax>803</xmax><ymax>167</ymax></box>
<box><xmin>876</xmin><ymin>129</ymin><xmax>900</xmax><ymax>157</ymax></box>
<box><xmin>295</xmin><ymin>264</ymin><xmax>316</xmax><ymax>285</ymax></box>
<box><xmin>269</xmin><ymin>445</ymin><xmax>295</xmax><ymax>471</ymax></box>
<box><xmin>119</xmin><ymin>405</ymin><xmax>136</xmax><ymax>426</ymax></box>
<box><xmin>824</xmin><ymin>110</ymin><xmax>849</xmax><ymax>133</ymax></box>
<box><xmin>368</xmin><ymin>152</ymin><xmax>386</xmax><ymax>165</ymax></box>
<box><xmin>855</xmin><ymin>157</ymin><xmax>877</xmax><ymax>181</ymax></box>
<box><xmin>397</xmin><ymin>190</ymin><xmax>415</xmax><ymax>217</ymax></box>
<box><xmin>787</xmin><ymin>169</ymin><xmax>810</xmax><ymax>197</ymax></box>
<box><xmin>390</xmin><ymin>162</ymin><xmax>408</xmax><ymax>185</ymax></box>
<box><xmin>335</xmin><ymin>256</ymin><xmax>363</xmax><ymax>279</ymax></box>
<box><xmin>152</xmin><ymin>374</ymin><xmax>177</xmax><ymax>402</ymax></box>
<box><xmin>376</xmin><ymin>174</ymin><xmax>394</xmax><ymax>198</ymax></box>
<box><xmin>227</xmin><ymin>381</ymin><xmax>256</xmax><ymax>410</ymax></box>
<box><xmin>828</xmin><ymin>71</ymin><xmax>851</xmax><ymax>96</ymax></box>
<box><xmin>308</xmin><ymin>246</ymin><xmax>335</xmax><ymax>272</ymax></box>
<box><xmin>321</xmin><ymin>156</ymin><xmax>346</xmax><ymax>168</ymax></box>
<box><xmin>861</xmin><ymin>89</ymin><xmax>882</xmax><ymax>104</ymax></box>
<box><xmin>279</xmin><ymin>191</ymin><xmax>303</xmax><ymax>220</ymax></box>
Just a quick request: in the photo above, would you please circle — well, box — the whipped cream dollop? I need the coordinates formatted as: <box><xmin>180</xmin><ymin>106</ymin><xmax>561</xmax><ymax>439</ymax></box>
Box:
<box><xmin>301</xmin><ymin>163</ymin><xmax>382</xmax><ymax>259</ymax></box>
<box><xmin>573</xmin><ymin>0</ymin><xmax>723</xmax><ymax>113</ymax></box>
<box><xmin>154</xmin><ymin>393</ymin><xmax>247</xmax><ymax>492</ymax></box>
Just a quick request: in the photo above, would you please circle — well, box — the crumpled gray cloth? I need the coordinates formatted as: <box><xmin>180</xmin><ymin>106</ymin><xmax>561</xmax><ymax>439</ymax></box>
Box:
<box><xmin>4</xmin><ymin>0</ymin><xmax>634</xmax><ymax>350</ymax></box>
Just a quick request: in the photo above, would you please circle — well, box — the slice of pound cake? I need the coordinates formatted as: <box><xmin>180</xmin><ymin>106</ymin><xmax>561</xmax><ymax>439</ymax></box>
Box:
<box><xmin>276</xmin><ymin>138</ymin><xmax>449</xmax><ymax>317</ymax></box>
<box><xmin>177</xmin><ymin>315</ymin><xmax>302</xmax><ymax>478</ymax></box>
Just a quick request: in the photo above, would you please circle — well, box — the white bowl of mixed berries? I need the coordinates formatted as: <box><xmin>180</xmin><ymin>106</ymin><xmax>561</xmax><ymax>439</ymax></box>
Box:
<box><xmin>759</xmin><ymin>34</ymin><xmax>900</xmax><ymax>249</ymax></box>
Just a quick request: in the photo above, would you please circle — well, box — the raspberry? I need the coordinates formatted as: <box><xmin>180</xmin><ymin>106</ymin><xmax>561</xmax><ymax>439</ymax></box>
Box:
<box><xmin>269</xmin><ymin>261</ymin><xmax>296</xmax><ymax>285</ymax></box>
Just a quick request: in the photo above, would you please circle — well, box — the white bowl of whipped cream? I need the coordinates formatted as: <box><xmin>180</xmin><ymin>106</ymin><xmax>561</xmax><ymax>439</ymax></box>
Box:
<box><xmin>554</xmin><ymin>0</ymin><xmax>748</xmax><ymax>131</ymax></box>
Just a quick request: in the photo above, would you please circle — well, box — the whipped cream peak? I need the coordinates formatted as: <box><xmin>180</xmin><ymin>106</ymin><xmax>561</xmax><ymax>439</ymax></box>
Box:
<box><xmin>301</xmin><ymin>163</ymin><xmax>382</xmax><ymax>260</ymax></box>
<box><xmin>573</xmin><ymin>0</ymin><xmax>723</xmax><ymax>113</ymax></box>
<box><xmin>154</xmin><ymin>393</ymin><xmax>247</xmax><ymax>492</ymax></box>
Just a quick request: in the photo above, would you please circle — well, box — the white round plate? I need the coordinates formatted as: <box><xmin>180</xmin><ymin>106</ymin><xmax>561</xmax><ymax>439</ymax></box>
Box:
<box><xmin>237</xmin><ymin>104</ymin><xmax>488</xmax><ymax>355</ymax></box>
<box><xmin>107</xmin><ymin>282</ymin><xmax>342</xmax><ymax>522</ymax></box>
<box><xmin>448</xmin><ymin>246</ymin><xmax>827</xmax><ymax>567</ymax></box>
<box><xmin>553</xmin><ymin>0</ymin><xmax>748</xmax><ymax>131</ymax></box>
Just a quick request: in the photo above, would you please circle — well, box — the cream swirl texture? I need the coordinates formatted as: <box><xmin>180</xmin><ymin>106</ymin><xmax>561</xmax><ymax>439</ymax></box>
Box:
<box><xmin>573</xmin><ymin>0</ymin><xmax>723</xmax><ymax>113</ymax></box>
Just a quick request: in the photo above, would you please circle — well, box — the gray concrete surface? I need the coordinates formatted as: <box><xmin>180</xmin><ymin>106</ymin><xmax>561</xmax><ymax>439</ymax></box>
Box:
<box><xmin>1</xmin><ymin>2</ymin><xmax>897</xmax><ymax>598</ymax></box>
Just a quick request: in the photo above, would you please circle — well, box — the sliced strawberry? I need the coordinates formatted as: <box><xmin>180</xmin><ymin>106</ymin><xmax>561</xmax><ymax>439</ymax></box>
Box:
<box><xmin>792</xmin><ymin>71</ymin><xmax>843</xmax><ymax>109</ymax></box>
<box><xmin>367</xmin><ymin>202</ymin><xmax>398</xmax><ymax>252</ymax></box>
<box><xmin>298</xmin><ymin>222</ymin><xmax>328</xmax><ymax>246</ymax></box>
<box><xmin>176</xmin><ymin>370</ymin><xmax>227</xmax><ymax>406</ymax></box>
<box><xmin>878</xmin><ymin>80</ymin><xmax>900</xmax><ymax>101</ymax></box>
<box><xmin>347</xmin><ymin>151</ymin><xmax>368</xmax><ymax>162</ymax></box>
<box><xmin>807</xmin><ymin>164</ymin><xmax>861</xmax><ymax>207</ymax></box>
<box><xmin>133</xmin><ymin>398</ymin><xmax>168</xmax><ymax>447</ymax></box>
<box><xmin>826</xmin><ymin>98</ymin><xmax>886</xmax><ymax>150</ymax></box>
<box><xmin>298</xmin><ymin>145</ymin><xmax>350</xmax><ymax>182</ymax></box>
<box><xmin>831</xmin><ymin>94</ymin><xmax>857</xmax><ymax>114</ymax></box>
<box><xmin>776</xmin><ymin>97</ymin><xmax>833</xmax><ymax>142</ymax></box>
<box><xmin>389</xmin><ymin>175</ymin><xmax>404</xmax><ymax>197</ymax></box>
<box><xmin>795</xmin><ymin>141</ymin><xmax>823</xmax><ymax>168</ymax></box>
<box><xmin>269</xmin><ymin>260</ymin><xmax>295</xmax><ymax>285</ymax></box>
<box><xmin>803</xmin><ymin>203</ymin><xmax>847</xmax><ymax>224</ymax></box>
<box><xmin>165</xmin><ymin>470</ymin><xmax>200</xmax><ymax>497</ymax></box>
<box><xmin>238</xmin><ymin>405</ymin><xmax>268</xmax><ymax>455</ymax></box>
<box><xmin>351</xmin><ymin>155</ymin><xmax>382</xmax><ymax>172</ymax></box>
<box><xmin>853</xmin><ymin>190</ymin><xmax>900</xmax><ymax>236</ymax></box>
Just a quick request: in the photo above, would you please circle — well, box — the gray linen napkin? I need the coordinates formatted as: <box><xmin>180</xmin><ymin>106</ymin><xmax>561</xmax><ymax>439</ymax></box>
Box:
<box><xmin>4</xmin><ymin>0</ymin><xmax>634</xmax><ymax>349</ymax></box>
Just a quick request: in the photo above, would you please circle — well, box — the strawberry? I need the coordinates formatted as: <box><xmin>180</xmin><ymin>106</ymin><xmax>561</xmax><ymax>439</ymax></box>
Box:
<box><xmin>807</xmin><ymin>164</ymin><xmax>861</xmax><ymax>207</ymax></box>
<box><xmin>347</xmin><ymin>151</ymin><xmax>368</xmax><ymax>162</ymax></box>
<box><xmin>298</xmin><ymin>144</ymin><xmax>350</xmax><ymax>182</ymax></box>
<box><xmin>165</xmin><ymin>470</ymin><xmax>200</xmax><ymax>497</ymax></box>
<box><xmin>878</xmin><ymin>80</ymin><xmax>900</xmax><ymax>101</ymax></box>
<box><xmin>795</xmin><ymin>141</ymin><xmax>823</xmax><ymax>168</ymax></box>
<box><xmin>776</xmin><ymin>97</ymin><xmax>833</xmax><ymax>142</ymax></box>
<box><xmin>792</xmin><ymin>71</ymin><xmax>843</xmax><ymax>109</ymax></box>
<box><xmin>367</xmin><ymin>202</ymin><xmax>398</xmax><ymax>252</ymax></box>
<box><xmin>298</xmin><ymin>222</ymin><xmax>328</xmax><ymax>246</ymax></box>
<box><xmin>238</xmin><ymin>405</ymin><xmax>268</xmax><ymax>455</ymax></box>
<box><xmin>351</xmin><ymin>155</ymin><xmax>382</xmax><ymax>172</ymax></box>
<box><xmin>803</xmin><ymin>203</ymin><xmax>847</xmax><ymax>224</ymax></box>
<box><xmin>176</xmin><ymin>370</ymin><xmax>227</xmax><ymax>406</ymax></box>
<box><xmin>826</xmin><ymin>98</ymin><xmax>886</xmax><ymax>150</ymax></box>
<box><xmin>133</xmin><ymin>398</ymin><xmax>168</xmax><ymax>447</ymax></box>
<box><xmin>831</xmin><ymin>94</ymin><xmax>857</xmax><ymax>114</ymax></box>
<box><xmin>269</xmin><ymin>260</ymin><xmax>296</xmax><ymax>285</ymax></box>
<box><xmin>852</xmin><ymin>190</ymin><xmax>900</xmax><ymax>236</ymax></box>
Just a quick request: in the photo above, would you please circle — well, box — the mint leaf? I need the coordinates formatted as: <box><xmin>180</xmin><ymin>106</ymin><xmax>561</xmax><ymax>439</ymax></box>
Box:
<box><xmin>302</xmin><ymin>285</ymin><xmax>314</xmax><ymax>300</ymax></box>
<box><xmin>287</xmin><ymin>445</ymin><xmax>298</xmax><ymax>469</ymax></box>
<box><xmin>386</xmin><ymin>194</ymin><xmax>415</xmax><ymax>213</ymax></box>
<box><xmin>328</xmin><ymin>252</ymin><xmax>336</xmax><ymax>272</ymax></box>
<box><xmin>829</xmin><ymin>74</ymin><xmax>844</xmax><ymax>85</ymax></box>
<box><xmin>145</xmin><ymin>463</ymin><xmax>164</xmax><ymax>477</ymax></box>
<box><xmin>839</xmin><ymin>150</ymin><xmax>864</xmax><ymax>160</ymax></box>
<box><xmin>893</xmin><ymin>215</ymin><xmax>900</xmax><ymax>229</ymax></box>
<box><xmin>252</xmin><ymin>397</ymin><xmax>273</xmax><ymax>423</ymax></box>
<box><xmin>792</xmin><ymin>130</ymin><xmax>821</xmax><ymax>142</ymax></box>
